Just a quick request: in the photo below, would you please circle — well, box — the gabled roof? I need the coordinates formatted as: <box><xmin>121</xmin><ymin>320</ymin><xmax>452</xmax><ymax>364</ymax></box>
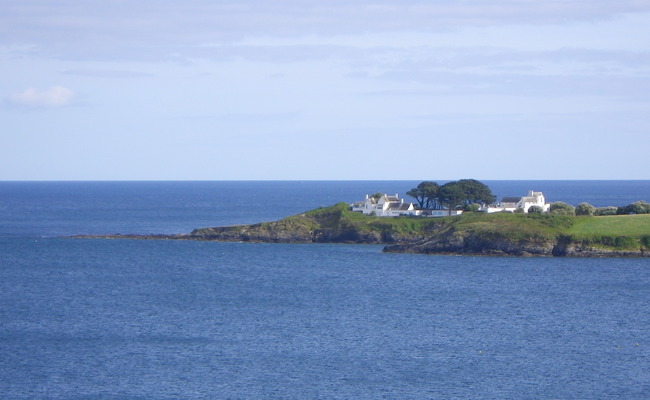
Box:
<box><xmin>387</xmin><ymin>202</ymin><xmax>413</xmax><ymax>210</ymax></box>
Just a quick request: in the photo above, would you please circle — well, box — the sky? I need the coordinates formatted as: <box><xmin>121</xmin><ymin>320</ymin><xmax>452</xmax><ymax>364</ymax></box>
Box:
<box><xmin>1</xmin><ymin>0</ymin><xmax>649</xmax><ymax>180</ymax></box>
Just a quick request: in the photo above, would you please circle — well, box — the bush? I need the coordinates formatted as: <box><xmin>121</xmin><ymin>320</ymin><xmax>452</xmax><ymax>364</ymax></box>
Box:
<box><xmin>550</xmin><ymin>202</ymin><xmax>575</xmax><ymax>216</ymax></box>
<box><xmin>463</xmin><ymin>203</ymin><xmax>481</xmax><ymax>212</ymax></box>
<box><xmin>575</xmin><ymin>202</ymin><xmax>596</xmax><ymax>216</ymax></box>
<box><xmin>527</xmin><ymin>205</ymin><xmax>543</xmax><ymax>214</ymax></box>
<box><xmin>641</xmin><ymin>236</ymin><xmax>650</xmax><ymax>248</ymax></box>
<box><xmin>617</xmin><ymin>201</ymin><xmax>650</xmax><ymax>215</ymax></box>
<box><xmin>595</xmin><ymin>206</ymin><xmax>618</xmax><ymax>216</ymax></box>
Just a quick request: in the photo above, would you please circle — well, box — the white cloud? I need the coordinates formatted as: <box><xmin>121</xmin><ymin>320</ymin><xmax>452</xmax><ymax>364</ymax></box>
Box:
<box><xmin>9</xmin><ymin>86</ymin><xmax>75</xmax><ymax>107</ymax></box>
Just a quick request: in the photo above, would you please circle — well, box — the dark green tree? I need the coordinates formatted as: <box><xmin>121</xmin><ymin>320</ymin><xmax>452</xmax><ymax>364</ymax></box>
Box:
<box><xmin>455</xmin><ymin>179</ymin><xmax>496</xmax><ymax>205</ymax></box>
<box><xmin>438</xmin><ymin>179</ymin><xmax>496</xmax><ymax>214</ymax></box>
<box><xmin>528</xmin><ymin>205</ymin><xmax>543</xmax><ymax>214</ymax></box>
<box><xmin>438</xmin><ymin>181</ymin><xmax>468</xmax><ymax>214</ymax></box>
<box><xmin>411</xmin><ymin>179</ymin><xmax>495</xmax><ymax>214</ymax></box>
<box><xmin>406</xmin><ymin>181</ymin><xmax>440</xmax><ymax>209</ymax></box>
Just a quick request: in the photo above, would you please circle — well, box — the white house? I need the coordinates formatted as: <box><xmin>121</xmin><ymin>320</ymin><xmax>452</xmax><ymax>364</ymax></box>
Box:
<box><xmin>351</xmin><ymin>194</ymin><xmax>419</xmax><ymax>217</ymax></box>
<box><xmin>350</xmin><ymin>194</ymin><xmax>463</xmax><ymax>217</ymax></box>
<box><xmin>482</xmin><ymin>190</ymin><xmax>550</xmax><ymax>213</ymax></box>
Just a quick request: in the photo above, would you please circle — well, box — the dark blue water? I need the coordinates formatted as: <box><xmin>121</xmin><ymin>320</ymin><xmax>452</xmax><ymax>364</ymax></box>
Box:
<box><xmin>1</xmin><ymin>181</ymin><xmax>649</xmax><ymax>399</ymax></box>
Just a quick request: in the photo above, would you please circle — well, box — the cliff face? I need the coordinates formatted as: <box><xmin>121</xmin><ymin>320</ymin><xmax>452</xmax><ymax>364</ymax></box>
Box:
<box><xmin>383</xmin><ymin>231</ymin><xmax>649</xmax><ymax>257</ymax></box>
<box><xmin>189</xmin><ymin>223</ymin><xmax>315</xmax><ymax>243</ymax></box>
<box><xmin>383</xmin><ymin>230</ymin><xmax>557</xmax><ymax>256</ymax></box>
<box><xmin>550</xmin><ymin>236</ymin><xmax>648</xmax><ymax>258</ymax></box>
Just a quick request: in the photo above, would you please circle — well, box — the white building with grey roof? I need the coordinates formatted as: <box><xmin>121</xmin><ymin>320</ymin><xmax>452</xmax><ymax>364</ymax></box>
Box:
<box><xmin>482</xmin><ymin>190</ymin><xmax>550</xmax><ymax>213</ymax></box>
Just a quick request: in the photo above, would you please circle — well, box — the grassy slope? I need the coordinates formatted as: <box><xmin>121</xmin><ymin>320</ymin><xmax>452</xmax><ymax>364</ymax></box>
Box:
<box><xmin>444</xmin><ymin>212</ymin><xmax>575</xmax><ymax>239</ymax></box>
<box><xmin>567</xmin><ymin>214</ymin><xmax>650</xmax><ymax>236</ymax></box>
<box><xmin>303</xmin><ymin>203</ymin><xmax>445</xmax><ymax>235</ymax></box>
<box><xmin>563</xmin><ymin>214</ymin><xmax>650</xmax><ymax>250</ymax></box>
<box><xmin>302</xmin><ymin>204</ymin><xmax>650</xmax><ymax>250</ymax></box>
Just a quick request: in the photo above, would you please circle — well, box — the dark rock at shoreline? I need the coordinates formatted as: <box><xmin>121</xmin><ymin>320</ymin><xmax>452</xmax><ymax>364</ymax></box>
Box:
<box><xmin>73</xmin><ymin>229</ymin><xmax>649</xmax><ymax>258</ymax></box>
<box><xmin>383</xmin><ymin>231</ymin><xmax>557</xmax><ymax>257</ymax></box>
<box><xmin>383</xmin><ymin>233</ymin><xmax>649</xmax><ymax>257</ymax></box>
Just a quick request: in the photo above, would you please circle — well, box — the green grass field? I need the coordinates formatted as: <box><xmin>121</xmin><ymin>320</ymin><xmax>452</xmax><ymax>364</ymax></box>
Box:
<box><xmin>307</xmin><ymin>204</ymin><xmax>650</xmax><ymax>238</ymax></box>
<box><xmin>567</xmin><ymin>214</ymin><xmax>650</xmax><ymax>237</ymax></box>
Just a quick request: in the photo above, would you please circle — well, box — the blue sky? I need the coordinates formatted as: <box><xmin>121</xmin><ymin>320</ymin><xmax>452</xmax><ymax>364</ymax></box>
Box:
<box><xmin>1</xmin><ymin>1</ymin><xmax>649</xmax><ymax>180</ymax></box>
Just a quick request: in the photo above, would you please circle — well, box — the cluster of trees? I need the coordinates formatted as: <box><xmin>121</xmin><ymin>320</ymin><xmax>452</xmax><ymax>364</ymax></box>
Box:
<box><xmin>546</xmin><ymin>200</ymin><xmax>650</xmax><ymax>216</ymax></box>
<box><xmin>407</xmin><ymin>179</ymin><xmax>496</xmax><ymax>212</ymax></box>
<box><xmin>405</xmin><ymin>180</ymin><xmax>648</xmax><ymax>217</ymax></box>
<box><xmin>617</xmin><ymin>201</ymin><xmax>650</xmax><ymax>215</ymax></box>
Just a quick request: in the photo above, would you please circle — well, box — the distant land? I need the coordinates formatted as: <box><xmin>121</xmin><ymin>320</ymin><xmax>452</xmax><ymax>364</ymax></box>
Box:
<box><xmin>77</xmin><ymin>202</ymin><xmax>650</xmax><ymax>257</ymax></box>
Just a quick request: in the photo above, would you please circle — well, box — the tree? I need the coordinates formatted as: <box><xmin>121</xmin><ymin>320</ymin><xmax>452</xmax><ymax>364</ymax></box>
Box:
<box><xmin>409</xmin><ymin>179</ymin><xmax>495</xmax><ymax>214</ymax></box>
<box><xmin>406</xmin><ymin>181</ymin><xmax>440</xmax><ymax>209</ymax></box>
<box><xmin>438</xmin><ymin>179</ymin><xmax>495</xmax><ymax>213</ymax></box>
<box><xmin>455</xmin><ymin>179</ymin><xmax>496</xmax><ymax>206</ymax></box>
<box><xmin>528</xmin><ymin>205</ymin><xmax>543</xmax><ymax>214</ymax></box>
<box><xmin>575</xmin><ymin>202</ymin><xmax>596</xmax><ymax>216</ymax></box>
<box><xmin>549</xmin><ymin>202</ymin><xmax>575</xmax><ymax>215</ymax></box>
<box><xmin>438</xmin><ymin>181</ymin><xmax>468</xmax><ymax>214</ymax></box>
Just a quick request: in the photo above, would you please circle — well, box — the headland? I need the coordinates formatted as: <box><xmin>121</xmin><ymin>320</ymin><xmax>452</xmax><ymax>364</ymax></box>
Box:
<box><xmin>76</xmin><ymin>202</ymin><xmax>650</xmax><ymax>257</ymax></box>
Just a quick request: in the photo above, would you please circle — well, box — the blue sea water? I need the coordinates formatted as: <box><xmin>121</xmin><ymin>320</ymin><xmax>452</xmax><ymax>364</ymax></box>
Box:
<box><xmin>1</xmin><ymin>181</ymin><xmax>649</xmax><ymax>399</ymax></box>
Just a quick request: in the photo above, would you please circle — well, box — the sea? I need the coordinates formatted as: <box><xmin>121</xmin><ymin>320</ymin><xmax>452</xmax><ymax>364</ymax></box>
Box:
<box><xmin>1</xmin><ymin>180</ymin><xmax>649</xmax><ymax>399</ymax></box>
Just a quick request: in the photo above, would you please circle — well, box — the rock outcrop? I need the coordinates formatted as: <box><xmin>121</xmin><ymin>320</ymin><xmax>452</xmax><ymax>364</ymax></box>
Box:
<box><xmin>383</xmin><ymin>231</ymin><xmax>649</xmax><ymax>257</ymax></box>
<box><xmin>383</xmin><ymin>230</ymin><xmax>557</xmax><ymax>257</ymax></box>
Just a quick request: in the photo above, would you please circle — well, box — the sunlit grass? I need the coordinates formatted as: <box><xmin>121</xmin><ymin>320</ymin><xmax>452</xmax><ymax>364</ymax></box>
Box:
<box><xmin>568</xmin><ymin>214</ymin><xmax>650</xmax><ymax>237</ymax></box>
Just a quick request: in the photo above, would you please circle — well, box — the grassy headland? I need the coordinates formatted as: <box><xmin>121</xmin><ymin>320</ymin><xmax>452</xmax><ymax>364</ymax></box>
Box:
<box><xmin>188</xmin><ymin>203</ymin><xmax>649</xmax><ymax>256</ymax></box>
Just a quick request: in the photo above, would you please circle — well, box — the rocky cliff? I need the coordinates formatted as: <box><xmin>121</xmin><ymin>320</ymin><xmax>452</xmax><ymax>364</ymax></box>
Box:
<box><xmin>383</xmin><ymin>231</ymin><xmax>648</xmax><ymax>257</ymax></box>
<box><xmin>383</xmin><ymin>230</ymin><xmax>557</xmax><ymax>256</ymax></box>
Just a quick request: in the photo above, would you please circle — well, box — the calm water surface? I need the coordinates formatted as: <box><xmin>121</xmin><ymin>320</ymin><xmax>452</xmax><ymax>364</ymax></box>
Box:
<box><xmin>1</xmin><ymin>181</ymin><xmax>649</xmax><ymax>399</ymax></box>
